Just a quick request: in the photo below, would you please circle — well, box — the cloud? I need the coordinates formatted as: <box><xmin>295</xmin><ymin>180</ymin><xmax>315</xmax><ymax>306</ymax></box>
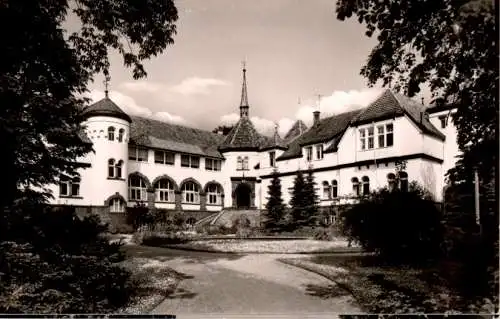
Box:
<box><xmin>120</xmin><ymin>81</ymin><xmax>164</xmax><ymax>93</ymax></box>
<box><xmin>295</xmin><ymin>88</ymin><xmax>382</xmax><ymax>125</ymax></box>
<box><xmin>169</xmin><ymin>77</ymin><xmax>230</xmax><ymax>95</ymax></box>
<box><xmin>87</xmin><ymin>90</ymin><xmax>187</xmax><ymax>125</ymax></box>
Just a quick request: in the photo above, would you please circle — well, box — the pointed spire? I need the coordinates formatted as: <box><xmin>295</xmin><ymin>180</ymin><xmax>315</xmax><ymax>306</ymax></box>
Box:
<box><xmin>104</xmin><ymin>74</ymin><xmax>111</xmax><ymax>98</ymax></box>
<box><xmin>240</xmin><ymin>61</ymin><xmax>249</xmax><ymax>118</ymax></box>
<box><xmin>273</xmin><ymin>122</ymin><xmax>280</xmax><ymax>144</ymax></box>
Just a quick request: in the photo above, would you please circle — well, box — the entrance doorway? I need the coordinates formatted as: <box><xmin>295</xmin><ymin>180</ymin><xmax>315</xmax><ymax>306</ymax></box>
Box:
<box><xmin>235</xmin><ymin>183</ymin><xmax>251</xmax><ymax>209</ymax></box>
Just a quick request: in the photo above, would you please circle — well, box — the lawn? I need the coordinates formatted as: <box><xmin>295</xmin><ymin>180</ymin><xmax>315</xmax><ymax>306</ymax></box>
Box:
<box><xmin>280</xmin><ymin>254</ymin><xmax>497</xmax><ymax>314</ymax></box>
<box><xmin>160</xmin><ymin>238</ymin><xmax>360</xmax><ymax>253</ymax></box>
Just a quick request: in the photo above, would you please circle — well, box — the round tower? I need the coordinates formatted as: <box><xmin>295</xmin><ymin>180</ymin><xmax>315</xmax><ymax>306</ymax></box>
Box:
<box><xmin>81</xmin><ymin>92</ymin><xmax>132</xmax><ymax>211</ymax></box>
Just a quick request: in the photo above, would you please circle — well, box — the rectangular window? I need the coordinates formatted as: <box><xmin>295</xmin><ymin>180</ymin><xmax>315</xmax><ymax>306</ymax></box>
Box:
<box><xmin>305</xmin><ymin>146</ymin><xmax>313</xmax><ymax>161</ymax></box>
<box><xmin>181</xmin><ymin>155</ymin><xmax>200</xmax><ymax>168</ymax></box>
<box><xmin>367</xmin><ymin>127</ymin><xmax>374</xmax><ymax>149</ymax></box>
<box><xmin>359</xmin><ymin>129</ymin><xmax>366</xmax><ymax>150</ymax></box>
<box><xmin>386</xmin><ymin>123</ymin><xmax>394</xmax><ymax>146</ymax></box>
<box><xmin>269</xmin><ymin>151</ymin><xmax>276</xmax><ymax>167</ymax></box>
<box><xmin>242</xmin><ymin>157</ymin><xmax>249</xmax><ymax>170</ymax></box>
<box><xmin>316</xmin><ymin>145</ymin><xmax>323</xmax><ymax>160</ymax></box>
<box><xmin>59</xmin><ymin>178</ymin><xmax>80</xmax><ymax>197</ymax></box>
<box><xmin>205</xmin><ymin>158</ymin><xmax>222</xmax><ymax>171</ymax></box>
<box><xmin>439</xmin><ymin>115</ymin><xmax>447</xmax><ymax>128</ymax></box>
<box><xmin>128</xmin><ymin>146</ymin><xmax>148</xmax><ymax>161</ymax></box>
<box><xmin>377</xmin><ymin>125</ymin><xmax>385</xmax><ymax>148</ymax></box>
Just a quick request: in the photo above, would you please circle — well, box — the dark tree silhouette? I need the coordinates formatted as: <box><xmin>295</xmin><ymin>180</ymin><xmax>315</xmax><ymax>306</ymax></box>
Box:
<box><xmin>264</xmin><ymin>169</ymin><xmax>286</xmax><ymax>230</ymax></box>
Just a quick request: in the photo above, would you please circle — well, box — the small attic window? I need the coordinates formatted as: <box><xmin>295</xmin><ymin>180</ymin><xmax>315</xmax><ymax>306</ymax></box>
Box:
<box><xmin>438</xmin><ymin>115</ymin><xmax>447</xmax><ymax>128</ymax></box>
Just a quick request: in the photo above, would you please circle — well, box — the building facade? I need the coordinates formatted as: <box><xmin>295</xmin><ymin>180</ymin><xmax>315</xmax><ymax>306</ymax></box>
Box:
<box><xmin>47</xmin><ymin>67</ymin><xmax>460</xmax><ymax>222</ymax></box>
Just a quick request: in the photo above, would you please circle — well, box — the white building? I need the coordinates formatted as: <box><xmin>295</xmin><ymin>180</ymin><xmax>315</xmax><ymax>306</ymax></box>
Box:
<box><xmin>48</xmin><ymin>67</ymin><xmax>460</xmax><ymax>223</ymax></box>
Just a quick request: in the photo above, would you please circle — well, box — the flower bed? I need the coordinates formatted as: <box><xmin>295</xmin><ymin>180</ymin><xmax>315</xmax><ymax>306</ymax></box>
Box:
<box><xmin>116</xmin><ymin>257</ymin><xmax>181</xmax><ymax>314</ymax></box>
<box><xmin>159</xmin><ymin>239</ymin><xmax>359</xmax><ymax>254</ymax></box>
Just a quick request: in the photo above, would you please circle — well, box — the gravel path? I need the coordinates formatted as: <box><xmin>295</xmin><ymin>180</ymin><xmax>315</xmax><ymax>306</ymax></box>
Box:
<box><xmin>151</xmin><ymin>250</ymin><xmax>360</xmax><ymax>317</ymax></box>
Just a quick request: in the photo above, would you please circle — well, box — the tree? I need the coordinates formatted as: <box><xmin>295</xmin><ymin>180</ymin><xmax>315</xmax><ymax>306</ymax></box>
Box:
<box><xmin>0</xmin><ymin>0</ymin><xmax>179</xmax><ymax>312</ymax></box>
<box><xmin>264</xmin><ymin>170</ymin><xmax>286</xmax><ymax>230</ymax></box>
<box><xmin>304</xmin><ymin>168</ymin><xmax>320</xmax><ymax>225</ymax></box>
<box><xmin>341</xmin><ymin>183</ymin><xmax>444</xmax><ymax>263</ymax></box>
<box><xmin>334</xmin><ymin>0</ymin><xmax>497</xmax><ymax>185</ymax></box>
<box><xmin>1</xmin><ymin>0</ymin><xmax>178</xmax><ymax>210</ymax></box>
<box><xmin>289</xmin><ymin>170</ymin><xmax>308</xmax><ymax>227</ymax></box>
<box><xmin>212</xmin><ymin>125</ymin><xmax>234</xmax><ymax>136</ymax></box>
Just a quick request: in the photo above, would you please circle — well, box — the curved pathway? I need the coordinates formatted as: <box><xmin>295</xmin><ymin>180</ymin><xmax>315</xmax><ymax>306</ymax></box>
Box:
<box><xmin>150</xmin><ymin>248</ymin><xmax>360</xmax><ymax>317</ymax></box>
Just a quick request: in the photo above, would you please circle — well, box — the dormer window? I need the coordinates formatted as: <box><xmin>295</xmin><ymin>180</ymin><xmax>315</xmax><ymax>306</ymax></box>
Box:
<box><xmin>438</xmin><ymin>115</ymin><xmax>447</xmax><ymax>128</ymax></box>
<box><xmin>305</xmin><ymin>146</ymin><xmax>313</xmax><ymax>162</ymax></box>
<box><xmin>316</xmin><ymin>145</ymin><xmax>323</xmax><ymax>160</ymax></box>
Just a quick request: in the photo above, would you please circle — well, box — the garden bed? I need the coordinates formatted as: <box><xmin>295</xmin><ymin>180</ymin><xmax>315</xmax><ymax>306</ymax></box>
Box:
<box><xmin>116</xmin><ymin>251</ymin><xmax>183</xmax><ymax>313</ymax></box>
<box><xmin>154</xmin><ymin>239</ymin><xmax>359</xmax><ymax>254</ymax></box>
<box><xmin>279</xmin><ymin>255</ymin><xmax>497</xmax><ymax>314</ymax></box>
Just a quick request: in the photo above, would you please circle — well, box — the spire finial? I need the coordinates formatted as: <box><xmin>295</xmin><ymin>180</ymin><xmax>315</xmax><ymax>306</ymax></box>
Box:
<box><xmin>239</xmin><ymin>61</ymin><xmax>249</xmax><ymax>118</ymax></box>
<box><xmin>104</xmin><ymin>75</ymin><xmax>110</xmax><ymax>98</ymax></box>
<box><xmin>273</xmin><ymin>122</ymin><xmax>279</xmax><ymax>143</ymax></box>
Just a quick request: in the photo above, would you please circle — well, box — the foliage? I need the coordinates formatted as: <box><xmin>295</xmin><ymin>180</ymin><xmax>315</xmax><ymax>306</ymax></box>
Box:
<box><xmin>1</xmin><ymin>1</ymin><xmax>178</xmax><ymax>210</ymax></box>
<box><xmin>211</xmin><ymin>125</ymin><xmax>234</xmax><ymax>136</ymax></box>
<box><xmin>142</xmin><ymin>232</ymin><xmax>190</xmax><ymax>246</ymax></box>
<box><xmin>264</xmin><ymin>170</ymin><xmax>287</xmax><ymax>230</ymax></box>
<box><xmin>341</xmin><ymin>184</ymin><xmax>444</xmax><ymax>263</ymax></box>
<box><xmin>304</xmin><ymin>168</ymin><xmax>320</xmax><ymax>224</ymax></box>
<box><xmin>0</xmin><ymin>205</ymin><xmax>133</xmax><ymax>313</ymax></box>
<box><xmin>289</xmin><ymin>170</ymin><xmax>309</xmax><ymax>227</ymax></box>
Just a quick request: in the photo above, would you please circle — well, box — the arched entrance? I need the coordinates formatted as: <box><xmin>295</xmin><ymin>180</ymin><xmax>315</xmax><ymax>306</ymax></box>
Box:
<box><xmin>235</xmin><ymin>183</ymin><xmax>251</xmax><ymax>209</ymax></box>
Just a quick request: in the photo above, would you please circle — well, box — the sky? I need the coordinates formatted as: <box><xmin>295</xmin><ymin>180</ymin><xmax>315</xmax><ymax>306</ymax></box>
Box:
<box><xmin>80</xmin><ymin>0</ymin><xmax>426</xmax><ymax>137</ymax></box>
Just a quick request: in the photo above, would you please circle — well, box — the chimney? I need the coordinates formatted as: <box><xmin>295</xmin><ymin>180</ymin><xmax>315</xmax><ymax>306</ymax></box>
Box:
<box><xmin>313</xmin><ymin>111</ymin><xmax>320</xmax><ymax>126</ymax></box>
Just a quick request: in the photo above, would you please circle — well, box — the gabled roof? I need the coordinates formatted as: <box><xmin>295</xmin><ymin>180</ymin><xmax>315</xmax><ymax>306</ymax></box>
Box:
<box><xmin>83</xmin><ymin>97</ymin><xmax>132</xmax><ymax>123</ymax></box>
<box><xmin>260</xmin><ymin>130</ymin><xmax>287</xmax><ymax>151</ymax></box>
<box><xmin>283</xmin><ymin>120</ymin><xmax>308</xmax><ymax>143</ymax></box>
<box><xmin>129</xmin><ymin>116</ymin><xmax>225</xmax><ymax>158</ymax></box>
<box><xmin>218</xmin><ymin>117</ymin><xmax>264</xmax><ymax>151</ymax></box>
<box><xmin>277</xmin><ymin>110</ymin><xmax>362</xmax><ymax>161</ymax></box>
<box><xmin>352</xmin><ymin>89</ymin><xmax>445</xmax><ymax>140</ymax></box>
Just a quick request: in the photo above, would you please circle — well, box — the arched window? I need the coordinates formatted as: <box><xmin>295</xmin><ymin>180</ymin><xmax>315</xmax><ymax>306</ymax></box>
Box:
<box><xmin>387</xmin><ymin>173</ymin><xmax>396</xmax><ymax>191</ymax></box>
<box><xmin>351</xmin><ymin>177</ymin><xmax>360</xmax><ymax>196</ymax></box>
<box><xmin>332</xmin><ymin>180</ymin><xmax>338</xmax><ymax>198</ymax></box>
<box><xmin>322</xmin><ymin>181</ymin><xmax>331</xmax><ymax>199</ymax></box>
<box><xmin>108</xmin><ymin>127</ymin><xmax>115</xmax><ymax>141</ymax></box>
<box><xmin>182</xmin><ymin>182</ymin><xmax>200</xmax><ymax>204</ymax></box>
<box><xmin>154</xmin><ymin>179</ymin><xmax>175</xmax><ymax>202</ymax></box>
<box><xmin>362</xmin><ymin>176</ymin><xmax>370</xmax><ymax>195</ymax></box>
<box><xmin>115</xmin><ymin>160</ymin><xmax>123</xmax><ymax>178</ymax></box>
<box><xmin>207</xmin><ymin>183</ymin><xmax>222</xmax><ymax>205</ymax></box>
<box><xmin>109</xmin><ymin>198</ymin><xmax>125</xmax><ymax>213</ymax></box>
<box><xmin>118</xmin><ymin>128</ymin><xmax>125</xmax><ymax>142</ymax></box>
<box><xmin>108</xmin><ymin>159</ymin><xmax>115</xmax><ymax>178</ymax></box>
<box><xmin>399</xmin><ymin>172</ymin><xmax>408</xmax><ymax>192</ymax></box>
<box><xmin>128</xmin><ymin>175</ymin><xmax>148</xmax><ymax>201</ymax></box>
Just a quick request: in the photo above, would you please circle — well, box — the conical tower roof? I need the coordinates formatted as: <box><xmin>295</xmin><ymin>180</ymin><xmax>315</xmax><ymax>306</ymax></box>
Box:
<box><xmin>83</xmin><ymin>96</ymin><xmax>132</xmax><ymax>123</ymax></box>
<box><xmin>283</xmin><ymin>120</ymin><xmax>308</xmax><ymax>142</ymax></box>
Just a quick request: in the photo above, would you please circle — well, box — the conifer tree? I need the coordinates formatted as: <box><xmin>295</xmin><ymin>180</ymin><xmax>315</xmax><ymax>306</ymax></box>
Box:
<box><xmin>304</xmin><ymin>168</ymin><xmax>320</xmax><ymax>225</ymax></box>
<box><xmin>264</xmin><ymin>170</ymin><xmax>286</xmax><ymax>230</ymax></box>
<box><xmin>290</xmin><ymin>170</ymin><xmax>308</xmax><ymax>227</ymax></box>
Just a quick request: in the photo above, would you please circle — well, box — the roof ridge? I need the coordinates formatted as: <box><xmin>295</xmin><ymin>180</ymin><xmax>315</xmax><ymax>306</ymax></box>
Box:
<box><xmin>229</xmin><ymin>118</ymin><xmax>244</xmax><ymax>145</ymax></box>
<box><xmin>131</xmin><ymin>115</ymin><xmax>221</xmax><ymax>138</ymax></box>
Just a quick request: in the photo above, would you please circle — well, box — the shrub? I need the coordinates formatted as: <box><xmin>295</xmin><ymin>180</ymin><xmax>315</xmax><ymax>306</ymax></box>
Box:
<box><xmin>0</xmin><ymin>205</ymin><xmax>134</xmax><ymax>313</ymax></box>
<box><xmin>341</xmin><ymin>185</ymin><xmax>444</xmax><ymax>263</ymax></box>
<box><xmin>142</xmin><ymin>232</ymin><xmax>190</xmax><ymax>246</ymax></box>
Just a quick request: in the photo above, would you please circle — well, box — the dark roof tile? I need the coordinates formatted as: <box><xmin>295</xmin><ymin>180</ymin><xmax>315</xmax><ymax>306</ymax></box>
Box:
<box><xmin>83</xmin><ymin>97</ymin><xmax>132</xmax><ymax>122</ymax></box>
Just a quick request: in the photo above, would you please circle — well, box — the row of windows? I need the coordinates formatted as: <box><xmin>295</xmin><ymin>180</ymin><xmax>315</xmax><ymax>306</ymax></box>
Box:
<box><xmin>107</xmin><ymin>127</ymin><xmax>126</xmax><ymax>142</ymax></box>
<box><xmin>321</xmin><ymin>172</ymin><xmax>409</xmax><ymax>199</ymax></box>
<box><xmin>128</xmin><ymin>175</ymin><xmax>223</xmax><ymax>205</ymax></box>
<box><xmin>359</xmin><ymin>123</ymin><xmax>394</xmax><ymax>151</ymax></box>
<box><xmin>129</xmin><ymin>147</ymin><xmax>221</xmax><ymax>171</ymax></box>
